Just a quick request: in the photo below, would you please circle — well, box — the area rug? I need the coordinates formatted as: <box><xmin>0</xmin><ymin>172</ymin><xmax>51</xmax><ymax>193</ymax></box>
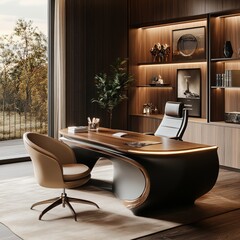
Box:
<box><xmin>1</xmin><ymin>164</ymin><xmax>240</xmax><ymax>240</ymax></box>
<box><xmin>0</xmin><ymin>178</ymin><xmax>179</xmax><ymax>240</ymax></box>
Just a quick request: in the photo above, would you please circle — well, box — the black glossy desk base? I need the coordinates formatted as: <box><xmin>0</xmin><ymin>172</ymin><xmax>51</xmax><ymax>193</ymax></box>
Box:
<box><xmin>61</xmin><ymin>136</ymin><xmax>219</xmax><ymax>215</ymax></box>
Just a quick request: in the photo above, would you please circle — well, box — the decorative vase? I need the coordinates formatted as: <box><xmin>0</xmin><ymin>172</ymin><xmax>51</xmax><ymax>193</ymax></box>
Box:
<box><xmin>223</xmin><ymin>41</ymin><xmax>233</xmax><ymax>58</ymax></box>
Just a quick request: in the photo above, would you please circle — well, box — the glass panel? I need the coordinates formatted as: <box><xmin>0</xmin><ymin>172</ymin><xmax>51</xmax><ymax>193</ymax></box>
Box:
<box><xmin>0</xmin><ymin>0</ymin><xmax>48</xmax><ymax>140</ymax></box>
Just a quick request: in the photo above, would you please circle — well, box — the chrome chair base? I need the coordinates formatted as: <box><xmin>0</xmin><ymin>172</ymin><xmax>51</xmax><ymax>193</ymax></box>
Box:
<box><xmin>31</xmin><ymin>191</ymin><xmax>99</xmax><ymax>221</ymax></box>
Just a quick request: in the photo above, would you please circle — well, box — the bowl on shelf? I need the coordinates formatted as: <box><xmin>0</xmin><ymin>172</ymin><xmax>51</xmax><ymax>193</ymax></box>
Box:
<box><xmin>225</xmin><ymin>112</ymin><xmax>240</xmax><ymax>124</ymax></box>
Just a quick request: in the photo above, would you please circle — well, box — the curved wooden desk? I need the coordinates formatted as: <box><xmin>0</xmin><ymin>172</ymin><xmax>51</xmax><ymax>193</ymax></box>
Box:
<box><xmin>59</xmin><ymin>128</ymin><xmax>219</xmax><ymax>215</ymax></box>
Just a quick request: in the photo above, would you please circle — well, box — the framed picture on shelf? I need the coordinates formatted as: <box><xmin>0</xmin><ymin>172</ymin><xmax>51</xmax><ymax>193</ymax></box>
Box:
<box><xmin>172</xmin><ymin>26</ymin><xmax>206</xmax><ymax>61</ymax></box>
<box><xmin>177</xmin><ymin>68</ymin><xmax>201</xmax><ymax>117</ymax></box>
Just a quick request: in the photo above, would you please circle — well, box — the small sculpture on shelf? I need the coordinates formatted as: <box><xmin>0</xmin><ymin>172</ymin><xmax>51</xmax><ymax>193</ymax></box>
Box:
<box><xmin>143</xmin><ymin>103</ymin><xmax>153</xmax><ymax>115</ymax></box>
<box><xmin>143</xmin><ymin>103</ymin><xmax>158</xmax><ymax>115</ymax></box>
<box><xmin>150</xmin><ymin>43</ymin><xmax>170</xmax><ymax>62</ymax></box>
<box><xmin>223</xmin><ymin>41</ymin><xmax>233</xmax><ymax>58</ymax></box>
<box><xmin>150</xmin><ymin>75</ymin><xmax>163</xmax><ymax>85</ymax></box>
<box><xmin>150</xmin><ymin>74</ymin><xmax>170</xmax><ymax>87</ymax></box>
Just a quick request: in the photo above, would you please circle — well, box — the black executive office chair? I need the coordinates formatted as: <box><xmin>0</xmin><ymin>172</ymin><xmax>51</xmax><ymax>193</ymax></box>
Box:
<box><xmin>154</xmin><ymin>101</ymin><xmax>188</xmax><ymax>140</ymax></box>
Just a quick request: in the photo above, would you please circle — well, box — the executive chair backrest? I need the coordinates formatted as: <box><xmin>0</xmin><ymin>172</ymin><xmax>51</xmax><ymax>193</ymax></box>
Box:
<box><xmin>23</xmin><ymin>132</ymin><xmax>77</xmax><ymax>188</ymax></box>
<box><xmin>154</xmin><ymin>101</ymin><xmax>188</xmax><ymax>140</ymax></box>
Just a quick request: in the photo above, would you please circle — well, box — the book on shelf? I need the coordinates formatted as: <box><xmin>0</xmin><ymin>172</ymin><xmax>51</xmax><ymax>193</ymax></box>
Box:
<box><xmin>216</xmin><ymin>70</ymin><xmax>240</xmax><ymax>87</ymax></box>
<box><xmin>224</xmin><ymin>70</ymin><xmax>240</xmax><ymax>87</ymax></box>
<box><xmin>68</xmin><ymin>126</ymin><xmax>88</xmax><ymax>133</ymax></box>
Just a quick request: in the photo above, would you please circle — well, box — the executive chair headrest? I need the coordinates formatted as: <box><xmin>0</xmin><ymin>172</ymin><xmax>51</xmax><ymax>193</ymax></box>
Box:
<box><xmin>165</xmin><ymin>101</ymin><xmax>184</xmax><ymax>118</ymax></box>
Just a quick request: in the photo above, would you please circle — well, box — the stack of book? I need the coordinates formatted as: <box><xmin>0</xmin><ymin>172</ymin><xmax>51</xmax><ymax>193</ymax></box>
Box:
<box><xmin>216</xmin><ymin>70</ymin><xmax>240</xmax><ymax>87</ymax></box>
<box><xmin>68</xmin><ymin>126</ymin><xmax>88</xmax><ymax>133</ymax></box>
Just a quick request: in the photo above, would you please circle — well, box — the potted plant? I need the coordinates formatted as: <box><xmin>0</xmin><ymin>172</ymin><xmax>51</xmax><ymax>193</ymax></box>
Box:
<box><xmin>92</xmin><ymin>58</ymin><xmax>134</xmax><ymax>128</ymax></box>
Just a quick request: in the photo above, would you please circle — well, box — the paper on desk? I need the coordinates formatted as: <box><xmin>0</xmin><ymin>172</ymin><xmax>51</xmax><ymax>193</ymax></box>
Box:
<box><xmin>112</xmin><ymin>132</ymin><xmax>128</xmax><ymax>137</ymax></box>
<box><xmin>68</xmin><ymin>126</ymin><xmax>88</xmax><ymax>133</ymax></box>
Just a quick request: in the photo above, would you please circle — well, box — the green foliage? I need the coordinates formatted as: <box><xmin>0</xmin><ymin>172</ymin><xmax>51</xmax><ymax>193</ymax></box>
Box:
<box><xmin>92</xmin><ymin>58</ymin><xmax>133</xmax><ymax>113</ymax></box>
<box><xmin>0</xmin><ymin>19</ymin><xmax>48</xmax><ymax>124</ymax></box>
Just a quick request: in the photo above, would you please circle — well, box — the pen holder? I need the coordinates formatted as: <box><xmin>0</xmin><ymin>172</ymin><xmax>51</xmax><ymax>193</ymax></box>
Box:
<box><xmin>88</xmin><ymin>122</ymin><xmax>99</xmax><ymax>131</ymax></box>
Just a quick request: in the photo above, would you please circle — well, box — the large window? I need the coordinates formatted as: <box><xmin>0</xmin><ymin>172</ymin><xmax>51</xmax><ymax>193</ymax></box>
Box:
<box><xmin>0</xmin><ymin>0</ymin><xmax>48</xmax><ymax>140</ymax></box>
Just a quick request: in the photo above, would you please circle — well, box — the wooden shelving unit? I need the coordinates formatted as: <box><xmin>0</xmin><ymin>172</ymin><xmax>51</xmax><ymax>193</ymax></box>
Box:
<box><xmin>128</xmin><ymin>10</ymin><xmax>240</xmax><ymax>168</ymax></box>
<box><xmin>128</xmin><ymin>18</ymin><xmax>208</xmax><ymax>131</ymax></box>
<box><xmin>209</xmin><ymin>11</ymin><xmax>240</xmax><ymax>122</ymax></box>
<box><xmin>128</xmin><ymin>9</ymin><xmax>240</xmax><ymax>129</ymax></box>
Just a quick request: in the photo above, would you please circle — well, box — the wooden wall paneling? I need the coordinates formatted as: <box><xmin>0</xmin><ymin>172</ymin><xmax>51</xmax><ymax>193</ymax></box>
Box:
<box><xmin>201</xmin><ymin>124</ymin><xmax>225</xmax><ymax>165</ymax></box>
<box><xmin>144</xmin><ymin>65</ymin><xmax>174</xmax><ymax>86</ymax></box>
<box><xmin>137</xmin><ymin>88</ymin><xmax>148</xmax><ymax>114</ymax></box>
<box><xmin>66</xmin><ymin>0</ymin><xmax>129</xmax><ymax>129</ymax></box>
<box><xmin>131</xmin><ymin>28</ymin><xmax>147</xmax><ymax>65</ymax></box>
<box><xmin>172</xmin><ymin>0</ymin><xmax>206</xmax><ymax>18</ymax></box>
<box><xmin>224</xmin><ymin>16</ymin><xmax>240</xmax><ymax>58</ymax></box>
<box><xmin>152</xmin><ymin>0</ymin><xmax>174</xmax><ymax>22</ymax></box>
<box><xmin>130</xmin><ymin>0</ymin><xmax>156</xmax><ymax>25</ymax></box>
<box><xmin>201</xmin><ymin>65</ymin><xmax>207</xmax><ymax>119</ymax></box>
<box><xmin>182</xmin><ymin>121</ymin><xmax>202</xmax><ymax>143</ymax></box>
<box><xmin>171</xmin><ymin>0</ymin><xmax>188</xmax><ymax>19</ymax></box>
<box><xmin>128</xmin><ymin>87</ymin><xmax>137</xmax><ymax>115</ymax></box>
<box><xmin>184</xmin><ymin>122</ymin><xmax>225</xmax><ymax>165</ymax></box>
<box><xmin>144</xmin><ymin>26</ymin><xmax>172</xmax><ymax>63</ymax></box>
<box><xmin>128</xmin><ymin>0</ymin><xmax>140</xmax><ymax>25</ymax></box>
<box><xmin>85</xmin><ymin>0</ymin><xmax>129</xmax><ymax>129</ymax></box>
<box><xmin>129</xmin><ymin>29</ymin><xmax>141</xmax><ymax>66</ymax></box>
<box><xmin>225</xmin><ymin>89</ymin><xmax>240</xmax><ymax>112</ymax></box>
<box><xmin>129</xmin><ymin>0</ymin><xmax>240</xmax><ymax>28</ymax></box>
<box><xmin>129</xmin><ymin>87</ymin><xmax>177</xmax><ymax>121</ymax></box>
<box><xmin>224</xmin><ymin>126</ymin><xmax>240</xmax><ymax>168</ymax></box>
<box><xmin>185</xmin><ymin>0</ymin><xmax>206</xmax><ymax>16</ymax></box>
<box><xmin>129</xmin><ymin>0</ymin><xmax>174</xmax><ymax>26</ymax></box>
<box><xmin>222</xmin><ymin>0</ymin><xmax>240</xmax><ymax>11</ymax></box>
<box><xmin>184</xmin><ymin>120</ymin><xmax>240</xmax><ymax>169</ymax></box>
<box><xmin>209</xmin><ymin>62</ymin><xmax>215</xmax><ymax>86</ymax></box>
<box><xmin>209</xmin><ymin>10</ymin><xmax>240</xmax><ymax>60</ymax></box>
<box><xmin>137</xmin><ymin>66</ymin><xmax>147</xmax><ymax>86</ymax></box>
<box><xmin>210</xmin><ymin>16</ymin><xmax>223</xmax><ymax>59</ymax></box>
<box><xmin>210</xmin><ymin>62</ymin><xmax>224</xmax><ymax>86</ymax></box>
<box><xmin>171</xmin><ymin>20</ymin><xmax>207</xmax><ymax>31</ymax></box>
<box><xmin>209</xmin><ymin>64</ymin><xmax>225</xmax><ymax>122</ymax></box>
<box><xmin>206</xmin><ymin>0</ymin><xmax>223</xmax><ymax>13</ymax></box>
<box><xmin>66</xmin><ymin>0</ymin><xmax>87</xmax><ymax>126</ymax></box>
<box><xmin>148</xmin><ymin>88</ymin><xmax>174</xmax><ymax>114</ymax></box>
<box><xmin>129</xmin><ymin>115</ymin><xmax>161</xmax><ymax>132</ymax></box>
<box><xmin>210</xmin><ymin>88</ymin><xmax>225</xmax><ymax>121</ymax></box>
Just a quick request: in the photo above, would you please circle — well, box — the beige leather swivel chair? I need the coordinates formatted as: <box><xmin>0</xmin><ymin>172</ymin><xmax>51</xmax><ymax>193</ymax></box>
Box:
<box><xmin>23</xmin><ymin>132</ymin><xmax>99</xmax><ymax>221</ymax></box>
<box><xmin>154</xmin><ymin>101</ymin><xmax>188</xmax><ymax>140</ymax></box>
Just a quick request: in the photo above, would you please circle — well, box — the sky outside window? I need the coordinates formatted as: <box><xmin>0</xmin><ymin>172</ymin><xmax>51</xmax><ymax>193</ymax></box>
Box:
<box><xmin>0</xmin><ymin>0</ymin><xmax>47</xmax><ymax>36</ymax></box>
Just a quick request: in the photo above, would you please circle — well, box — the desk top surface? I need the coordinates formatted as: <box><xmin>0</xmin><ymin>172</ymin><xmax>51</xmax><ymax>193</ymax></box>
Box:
<box><xmin>59</xmin><ymin>128</ymin><xmax>217</xmax><ymax>155</ymax></box>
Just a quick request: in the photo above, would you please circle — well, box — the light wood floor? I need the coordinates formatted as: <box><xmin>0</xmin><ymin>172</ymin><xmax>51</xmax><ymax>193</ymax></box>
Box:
<box><xmin>1</xmin><ymin>161</ymin><xmax>240</xmax><ymax>240</ymax></box>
